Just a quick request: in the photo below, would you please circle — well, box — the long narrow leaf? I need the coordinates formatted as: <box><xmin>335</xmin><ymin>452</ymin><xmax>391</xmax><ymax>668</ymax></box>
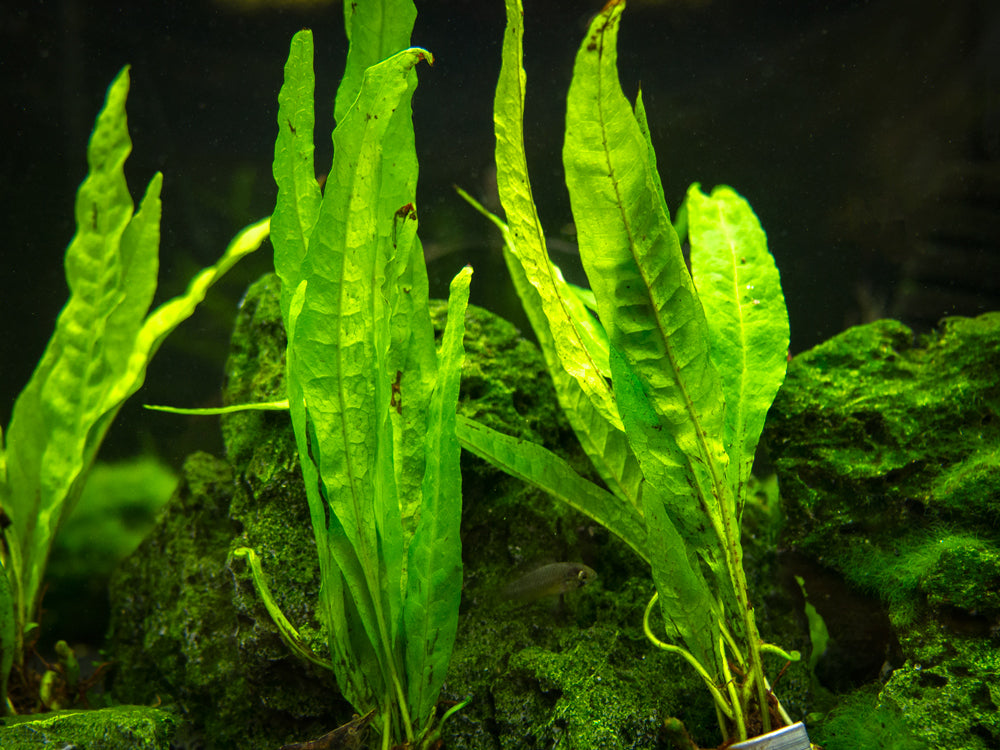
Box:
<box><xmin>457</xmin><ymin>415</ymin><xmax>647</xmax><ymax>561</ymax></box>
<box><xmin>404</xmin><ymin>265</ymin><xmax>471</xmax><ymax>726</ymax></box>
<box><xmin>686</xmin><ymin>184</ymin><xmax>789</xmax><ymax>503</ymax></box>
<box><xmin>564</xmin><ymin>0</ymin><xmax>740</xmax><ymax>664</ymax></box>
<box><xmin>495</xmin><ymin>0</ymin><xmax>622</xmax><ymax>434</ymax></box>
<box><xmin>335</xmin><ymin>0</ymin><xmax>417</xmax><ymax>123</ymax></box>
<box><xmin>272</xmin><ymin>30</ymin><xmax>322</xmax><ymax>324</ymax></box>
<box><xmin>458</xmin><ymin>183</ymin><xmax>644</xmax><ymax>516</ymax></box>
<box><xmin>278</xmin><ymin>45</ymin><xmax>432</xmax><ymax>727</ymax></box>
<box><xmin>1</xmin><ymin>68</ymin><xmax>152</xmax><ymax>637</ymax></box>
<box><xmin>0</xmin><ymin>68</ymin><xmax>267</xmax><ymax>671</ymax></box>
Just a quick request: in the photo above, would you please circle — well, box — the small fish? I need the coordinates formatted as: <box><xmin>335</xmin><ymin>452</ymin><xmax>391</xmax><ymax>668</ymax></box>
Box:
<box><xmin>502</xmin><ymin>562</ymin><xmax>598</xmax><ymax>605</ymax></box>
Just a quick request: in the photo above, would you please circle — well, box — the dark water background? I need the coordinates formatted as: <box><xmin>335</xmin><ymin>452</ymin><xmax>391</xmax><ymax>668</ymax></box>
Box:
<box><xmin>2</xmin><ymin>0</ymin><xmax>999</xmax><ymax>465</ymax></box>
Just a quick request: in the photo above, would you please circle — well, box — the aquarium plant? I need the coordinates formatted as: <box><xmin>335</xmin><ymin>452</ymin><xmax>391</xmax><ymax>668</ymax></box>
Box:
<box><xmin>0</xmin><ymin>68</ymin><xmax>268</xmax><ymax>714</ymax></box>
<box><xmin>216</xmin><ymin>2</ymin><xmax>472</xmax><ymax>748</ymax></box>
<box><xmin>457</xmin><ymin>0</ymin><xmax>797</xmax><ymax>742</ymax></box>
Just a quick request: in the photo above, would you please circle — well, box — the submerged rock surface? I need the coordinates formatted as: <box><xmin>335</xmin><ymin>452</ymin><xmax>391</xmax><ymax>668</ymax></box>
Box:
<box><xmin>110</xmin><ymin>274</ymin><xmax>790</xmax><ymax>749</ymax></box>
<box><xmin>767</xmin><ymin>313</ymin><xmax>1000</xmax><ymax>749</ymax></box>
<box><xmin>107</xmin><ymin>273</ymin><xmax>1000</xmax><ymax>749</ymax></box>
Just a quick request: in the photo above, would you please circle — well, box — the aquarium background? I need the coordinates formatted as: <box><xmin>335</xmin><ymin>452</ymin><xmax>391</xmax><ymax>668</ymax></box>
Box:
<box><xmin>3</xmin><ymin>0</ymin><xmax>999</xmax><ymax>466</ymax></box>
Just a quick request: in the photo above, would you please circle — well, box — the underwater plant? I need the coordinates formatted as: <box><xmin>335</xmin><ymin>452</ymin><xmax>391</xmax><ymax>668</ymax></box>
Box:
<box><xmin>0</xmin><ymin>68</ymin><xmax>268</xmax><ymax>714</ymax></box>
<box><xmin>214</xmin><ymin>2</ymin><xmax>472</xmax><ymax>748</ymax></box>
<box><xmin>457</xmin><ymin>0</ymin><xmax>798</xmax><ymax>742</ymax></box>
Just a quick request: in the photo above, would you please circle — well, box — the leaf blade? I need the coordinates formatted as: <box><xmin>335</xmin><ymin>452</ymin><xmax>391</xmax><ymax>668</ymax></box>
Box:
<box><xmin>564</xmin><ymin>0</ymin><xmax>739</xmax><ymax>671</ymax></box>
<box><xmin>456</xmin><ymin>415</ymin><xmax>647</xmax><ymax>561</ymax></box>
<box><xmin>494</xmin><ymin>0</ymin><xmax>622</xmax><ymax>434</ymax></box>
<box><xmin>404</xmin><ymin>266</ymin><xmax>471</xmax><ymax>726</ymax></box>
<box><xmin>272</xmin><ymin>30</ymin><xmax>322</xmax><ymax>325</ymax></box>
<box><xmin>687</xmin><ymin>184</ymin><xmax>789</xmax><ymax>499</ymax></box>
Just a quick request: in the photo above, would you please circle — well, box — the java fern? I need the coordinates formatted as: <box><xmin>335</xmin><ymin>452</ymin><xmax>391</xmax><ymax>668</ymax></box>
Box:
<box><xmin>457</xmin><ymin>0</ymin><xmax>799</xmax><ymax>742</ymax></box>
<box><xmin>0</xmin><ymin>67</ymin><xmax>267</xmax><ymax>715</ymax></box>
<box><xmin>223</xmin><ymin>2</ymin><xmax>472</xmax><ymax>748</ymax></box>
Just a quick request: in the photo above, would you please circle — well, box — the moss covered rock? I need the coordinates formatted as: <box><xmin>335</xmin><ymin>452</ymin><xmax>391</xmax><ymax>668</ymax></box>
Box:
<box><xmin>0</xmin><ymin>705</ymin><xmax>180</xmax><ymax>749</ymax></box>
<box><xmin>111</xmin><ymin>274</ymin><xmax>771</xmax><ymax>749</ymax></box>
<box><xmin>767</xmin><ymin>313</ymin><xmax>1000</xmax><ymax>749</ymax></box>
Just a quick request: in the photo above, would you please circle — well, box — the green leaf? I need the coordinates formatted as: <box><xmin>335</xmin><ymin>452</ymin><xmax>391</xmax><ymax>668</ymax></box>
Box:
<box><xmin>565</xmin><ymin>1</ymin><xmax>728</xmax><ymax>492</ymax></box>
<box><xmin>273</xmin><ymin>33</ymin><xmax>436</xmax><ymax>737</ymax></box>
<box><xmin>564</xmin><ymin>0</ymin><xmax>740</xmax><ymax>673</ymax></box>
<box><xmin>232</xmin><ymin>547</ymin><xmax>332</xmax><ymax>670</ymax></box>
<box><xmin>456</xmin><ymin>415</ymin><xmax>647</xmax><ymax>562</ymax></box>
<box><xmin>610</xmin><ymin>347</ymin><xmax>721</xmax><ymax>669</ymax></box>
<box><xmin>0</xmin><ymin>68</ymin><xmax>266</xmax><ymax>675</ymax></box>
<box><xmin>404</xmin><ymin>265</ymin><xmax>471</xmax><ymax>727</ymax></box>
<box><xmin>2</xmin><ymin>68</ymin><xmax>153</xmax><ymax>642</ymax></box>
<box><xmin>336</xmin><ymin>0</ymin><xmax>418</xmax><ymax>123</ymax></box>
<box><xmin>686</xmin><ymin>184</ymin><xmax>789</xmax><ymax>502</ymax></box>
<box><xmin>494</xmin><ymin>0</ymin><xmax>622</xmax><ymax>434</ymax></box>
<box><xmin>387</xmin><ymin>212</ymin><xmax>438</xmax><ymax>535</ymax></box>
<box><xmin>459</xmin><ymin>161</ymin><xmax>644</xmax><ymax>524</ymax></box>
<box><xmin>272</xmin><ymin>30</ymin><xmax>322</xmax><ymax>325</ymax></box>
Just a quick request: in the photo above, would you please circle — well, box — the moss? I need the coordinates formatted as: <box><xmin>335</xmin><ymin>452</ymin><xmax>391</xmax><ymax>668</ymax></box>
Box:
<box><xmin>810</xmin><ymin>686</ymin><xmax>929</xmax><ymax>750</ymax></box>
<box><xmin>0</xmin><ymin>705</ymin><xmax>180</xmax><ymax>749</ymax></box>
<box><xmin>839</xmin><ymin>529</ymin><xmax>1000</xmax><ymax>627</ymax></box>
<box><xmin>107</xmin><ymin>452</ymin><xmax>256</xmax><ymax>745</ymax></box>
<box><xmin>441</xmin><ymin>576</ymin><xmax>718</xmax><ymax>750</ymax></box>
<box><xmin>932</xmin><ymin>450</ymin><xmax>1000</xmax><ymax>523</ymax></box>
<box><xmin>766</xmin><ymin>312</ymin><xmax>1000</xmax><ymax>747</ymax></box>
<box><xmin>879</xmin><ymin>623</ymin><xmax>1000</xmax><ymax>749</ymax></box>
<box><xmin>920</xmin><ymin>540</ymin><xmax>1000</xmax><ymax>615</ymax></box>
<box><xmin>108</xmin><ymin>274</ymin><xmax>808</xmax><ymax>749</ymax></box>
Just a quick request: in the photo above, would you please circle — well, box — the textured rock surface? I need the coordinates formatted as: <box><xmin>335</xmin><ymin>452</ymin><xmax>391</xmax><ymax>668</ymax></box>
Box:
<box><xmin>767</xmin><ymin>313</ymin><xmax>1000</xmax><ymax>749</ymax></box>
<box><xmin>0</xmin><ymin>705</ymin><xmax>180</xmax><ymax>750</ymax></box>
<box><xmin>109</xmin><ymin>274</ymin><xmax>777</xmax><ymax>749</ymax></box>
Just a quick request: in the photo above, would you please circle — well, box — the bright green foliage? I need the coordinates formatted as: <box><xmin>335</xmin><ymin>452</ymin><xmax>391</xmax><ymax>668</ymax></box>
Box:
<box><xmin>263</xmin><ymin>4</ymin><xmax>471</xmax><ymax>747</ymax></box>
<box><xmin>457</xmin><ymin>0</ymin><xmax>794</xmax><ymax>741</ymax></box>
<box><xmin>0</xmin><ymin>67</ymin><xmax>266</xmax><ymax>714</ymax></box>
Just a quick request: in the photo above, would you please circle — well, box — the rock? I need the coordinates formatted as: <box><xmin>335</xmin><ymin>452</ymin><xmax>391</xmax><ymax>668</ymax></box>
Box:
<box><xmin>767</xmin><ymin>313</ymin><xmax>1000</xmax><ymax>749</ymax></box>
<box><xmin>0</xmin><ymin>705</ymin><xmax>179</xmax><ymax>749</ymax></box>
<box><xmin>109</xmin><ymin>273</ymin><xmax>747</xmax><ymax>749</ymax></box>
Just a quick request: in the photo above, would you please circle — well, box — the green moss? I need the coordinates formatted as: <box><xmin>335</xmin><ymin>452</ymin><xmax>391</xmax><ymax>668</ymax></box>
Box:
<box><xmin>441</xmin><ymin>584</ymin><xmax>718</xmax><ymax>750</ymax></box>
<box><xmin>0</xmin><ymin>705</ymin><xmax>180</xmax><ymax>749</ymax></box>
<box><xmin>767</xmin><ymin>313</ymin><xmax>1000</xmax><ymax>748</ymax></box>
<box><xmin>879</xmin><ymin>623</ymin><xmax>1000</xmax><ymax>749</ymax></box>
<box><xmin>932</xmin><ymin>450</ymin><xmax>1000</xmax><ymax>523</ymax></box>
<box><xmin>840</xmin><ymin>529</ymin><xmax>999</xmax><ymax>626</ymax></box>
<box><xmin>769</xmin><ymin>314</ymin><xmax>1000</xmax><ymax>602</ymax></box>
<box><xmin>810</xmin><ymin>687</ymin><xmax>929</xmax><ymax>750</ymax></box>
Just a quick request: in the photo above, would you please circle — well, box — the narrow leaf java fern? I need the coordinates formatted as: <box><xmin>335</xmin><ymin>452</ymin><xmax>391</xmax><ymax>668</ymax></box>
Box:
<box><xmin>458</xmin><ymin>0</ymin><xmax>796</xmax><ymax>742</ymax></box>
<box><xmin>236</xmin><ymin>2</ymin><xmax>472</xmax><ymax>747</ymax></box>
<box><xmin>0</xmin><ymin>67</ymin><xmax>268</xmax><ymax>714</ymax></box>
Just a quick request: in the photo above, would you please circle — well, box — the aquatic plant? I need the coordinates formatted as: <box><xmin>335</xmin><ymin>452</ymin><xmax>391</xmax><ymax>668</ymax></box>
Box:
<box><xmin>0</xmin><ymin>68</ymin><xmax>267</xmax><ymax>714</ymax></box>
<box><xmin>222</xmin><ymin>2</ymin><xmax>472</xmax><ymax>747</ymax></box>
<box><xmin>457</xmin><ymin>0</ymin><xmax>798</xmax><ymax>742</ymax></box>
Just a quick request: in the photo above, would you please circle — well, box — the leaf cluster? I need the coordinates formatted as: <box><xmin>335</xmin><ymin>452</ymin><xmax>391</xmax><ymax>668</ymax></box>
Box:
<box><xmin>0</xmin><ymin>69</ymin><xmax>267</xmax><ymax>714</ymax></box>
<box><xmin>237</xmin><ymin>2</ymin><xmax>473</xmax><ymax>748</ymax></box>
<box><xmin>457</xmin><ymin>0</ymin><xmax>795</xmax><ymax>742</ymax></box>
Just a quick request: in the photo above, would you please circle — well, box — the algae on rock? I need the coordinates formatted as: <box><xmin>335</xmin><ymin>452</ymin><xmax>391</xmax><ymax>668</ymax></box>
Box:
<box><xmin>110</xmin><ymin>274</ymin><xmax>740</xmax><ymax>749</ymax></box>
<box><xmin>767</xmin><ymin>312</ymin><xmax>1000</xmax><ymax>750</ymax></box>
<box><xmin>0</xmin><ymin>705</ymin><xmax>180</xmax><ymax>750</ymax></box>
